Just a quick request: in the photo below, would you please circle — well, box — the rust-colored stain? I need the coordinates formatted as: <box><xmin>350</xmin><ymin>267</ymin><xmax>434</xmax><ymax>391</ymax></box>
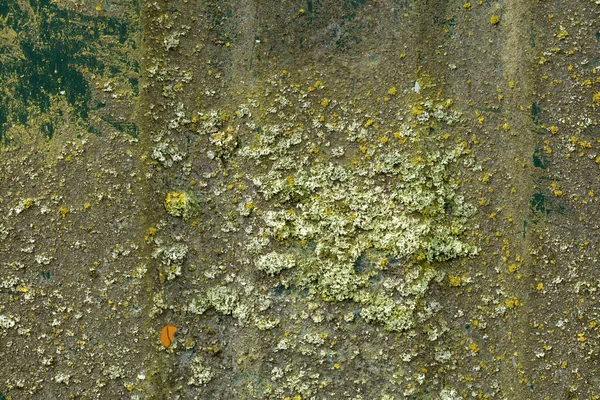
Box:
<box><xmin>160</xmin><ymin>324</ymin><xmax>177</xmax><ymax>348</ymax></box>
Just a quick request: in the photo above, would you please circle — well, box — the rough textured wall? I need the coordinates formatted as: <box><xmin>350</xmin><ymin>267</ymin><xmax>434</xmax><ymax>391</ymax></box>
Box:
<box><xmin>1</xmin><ymin>0</ymin><xmax>600</xmax><ymax>399</ymax></box>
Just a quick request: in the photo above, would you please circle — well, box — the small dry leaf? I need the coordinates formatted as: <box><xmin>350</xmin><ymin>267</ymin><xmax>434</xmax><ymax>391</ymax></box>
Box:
<box><xmin>161</xmin><ymin>324</ymin><xmax>177</xmax><ymax>348</ymax></box>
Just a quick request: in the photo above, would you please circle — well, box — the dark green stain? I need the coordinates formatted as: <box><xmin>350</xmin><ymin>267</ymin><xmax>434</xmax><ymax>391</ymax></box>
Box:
<box><xmin>533</xmin><ymin>146</ymin><xmax>549</xmax><ymax>169</ymax></box>
<box><xmin>531</xmin><ymin>102</ymin><xmax>542</xmax><ymax>125</ymax></box>
<box><xmin>530</xmin><ymin>192</ymin><xmax>548</xmax><ymax>215</ymax></box>
<box><xmin>101</xmin><ymin>118</ymin><xmax>140</xmax><ymax>138</ymax></box>
<box><xmin>0</xmin><ymin>0</ymin><xmax>135</xmax><ymax>141</ymax></box>
<box><xmin>520</xmin><ymin>219</ymin><xmax>528</xmax><ymax>238</ymax></box>
<box><xmin>344</xmin><ymin>0</ymin><xmax>366</xmax><ymax>8</ymax></box>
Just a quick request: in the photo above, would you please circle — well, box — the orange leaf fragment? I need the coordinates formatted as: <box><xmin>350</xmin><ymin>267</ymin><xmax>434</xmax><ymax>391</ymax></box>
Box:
<box><xmin>160</xmin><ymin>324</ymin><xmax>177</xmax><ymax>348</ymax></box>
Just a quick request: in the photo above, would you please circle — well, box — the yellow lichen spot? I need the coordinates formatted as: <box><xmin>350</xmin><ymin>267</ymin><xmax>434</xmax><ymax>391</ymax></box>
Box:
<box><xmin>490</xmin><ymin>15</ymin><xmax>500</xmax><ymax>25</ymax></box>
<box><xmin>399</xmin><ymin>53</ymin><xmax>406</xmax><ymax>59</ymax></box>
<box><xmin>164</xmin><ymin>191</ymin><xmax>189</xmax><ymax>217</ymax></box>
<box><xmin>463</xmin><ymin>3</ymin><xmax>472</xmax><ymax>10</ymax></box>
<box><xmin>469</xmin><ymin>343</ymin><xmax>479</xmax><ymax>353</ymax></box>
<box><xmin>589</xmin><ymin>190</ymin><xmax>595</xmax><ymax>198</ymax></box>
<box><xmin>411</xmin><ymin>106</ymin><xmax>424</xmax><ymax>116</ymax></box>
<box><xmin>577</xmin><ymin>332</ymin><xmax>585</xmax><ymax>342</ymax></box>
<box><xmin>320</xmin><ymin>98</ymin><xmax>329</xmax><ymax>108</ymax></box>
<box><xmin>58</xmin><ymin>206</ymin><xmax>69</xmax><ymax>217</ymax></box>
<box><xmin>449</xmin><ymin>275</ymin><xmax>462</xmax><ymax>287</ymax></box>
<box><xmin>489</xmin><ymin>212</ymin><xmax>496</xmax><ymax>219</ymax></box>
<box><xmin>148</xmin><ymin>227</ymin><xmax>157</xmax><ymax>236</ymax></box>
<box><xmin>536</xmin><ymin>282</ymin><xmax>544</xmax><ymax>291</ymax></box>
<box><xmin>561</xmin><ymin>361</ymin><xmax>568</xmax><ymax>368</ymax></box>
<box><xmin>557</xmin><ymin>29</ymin><xmax>569</xmax><ymax>40</ymax></box>
<box><xmin>593</xmin><ymin>92</ymin><xmax>600</xmax><ymax>104</ymax></box>
<box><xmin>505</xmin><ymin>297</ymin><xmax>519</xmax><ymax>309</ymax></box>
<box><xmin>334</xmin><ymin>363</ymin><xmax>341</xmax><ymax>369</ymax></box>
<box><xmin>364</xmin><ymin>119</ymin><xmax>374</xmax><ymax>128</ymax></box>
<box><xmin>298</xmin><ymin>8</ymin><xmax>305</xmax><ymax>15</ymax></box>
<box><xmin>501</xmin><ymin>123</ymin><xmax>510</xmax><ymax>132</ymax></box>
<box><xmin>508</xmin><ymin>264</ymin><xmax>517</xmax><ymax>273</ymax></box>
<box><xmin>387</xmin><ymin>86</ymin><xmax>397</xmax><ymax>96</ymax></box>
<box><xmin>379</xmin><ymin>136</ymin><xmax>389</xmax><ymax>144</ymax></box>
<box><xmin>23</xmin><ymin>198</ymin><xmax>33</xmax><ymax>210</ymax></box>
<box><xmin>16</xmin><ymin>285</ymin><xmax>29</xmax><ymax>293</ymax></box>
<box><xmin>549</xmin><ymin>125</ymin><xmax>558</xmax><ymax>134</ymax></box>
<box><xmin>553</xmin><ymin>190</ymin><xmax>563</xmax><ymax>197</ymax></box>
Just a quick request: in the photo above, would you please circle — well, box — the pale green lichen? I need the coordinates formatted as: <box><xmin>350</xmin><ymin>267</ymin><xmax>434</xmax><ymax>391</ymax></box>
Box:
<box><xmin>229</xmin><ymin>87</ymin><xmax>479</xmax><ymax>331</ymax></box>
<box><xmin>206</xmin><ymin>285</ymin><xmax>238</xmax><ymax>315</ymax></box>
<box><xmin>154</xmin><ymin>242</ymin><xmax>188</xmax><ymax>280</ymax></box>
<box><xmin>255</xmin><ymin>251</ymin><xmax>296</xmax><ymax>276</ymax></box>
<box><xmin>187</xmin><ymin>354</ymin><xmax>213</xmax><ymax>386</ymax></box>
<box><xmin>0</xmin><ymin>314</ymin><xmax>18</xmax><ymax>330</ymax></box>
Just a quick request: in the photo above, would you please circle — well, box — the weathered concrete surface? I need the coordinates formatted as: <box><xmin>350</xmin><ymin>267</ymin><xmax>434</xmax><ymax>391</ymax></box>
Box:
<box><xmin>1</xmin><ymin>0</ymin><xmax>600</xmax><ymax>399</ymax></box>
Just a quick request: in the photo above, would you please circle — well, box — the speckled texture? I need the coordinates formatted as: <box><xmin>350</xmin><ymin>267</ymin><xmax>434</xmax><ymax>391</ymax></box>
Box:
<box><xmin>1</xmin><ymin>0</ymin><xmax>600</xmax><ymax>399</ymax></box>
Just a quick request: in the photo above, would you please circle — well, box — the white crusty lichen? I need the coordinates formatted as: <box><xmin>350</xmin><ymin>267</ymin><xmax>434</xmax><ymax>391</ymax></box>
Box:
<box><xmin>154</xmin><ymin>242</ymin><xmax>188</xmax><ymax>280</ymax></box>
<box><xmin>255</xmin><ymin>251</ymin><xmax>296</xmax><ymax>276</ymax></box>
<box><xmin>438</xmin><ymin>388</ymin><xmax>462</xmax><ymax>400</ymax></box>
<box><xmin>187</xmin><ymin>355</ymin><xmax>213</xmax><ymax>386</ymax></box>
<box><xmin>206</xmin><ymin>285</ymin><xmax>238</xmax><ymax>315</ymax></box>
<box><xmin>0</xmin><ymin>314</ymin><xmax>18</xmax><ymax>330</ymax></box>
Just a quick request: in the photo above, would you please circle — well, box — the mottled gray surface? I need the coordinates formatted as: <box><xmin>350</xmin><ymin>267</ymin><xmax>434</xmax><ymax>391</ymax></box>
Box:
<box><xmin>1</xmin><ymin>0</ymin><xmax>600</xmax><ymax>399</ymax></box>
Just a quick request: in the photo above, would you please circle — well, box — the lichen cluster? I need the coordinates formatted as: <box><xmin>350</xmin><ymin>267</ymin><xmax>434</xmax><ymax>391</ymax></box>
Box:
<box><xmin>189</xmin><ymin>73</ymin><xmax>478</xmax><ymax>332</ymax></box>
